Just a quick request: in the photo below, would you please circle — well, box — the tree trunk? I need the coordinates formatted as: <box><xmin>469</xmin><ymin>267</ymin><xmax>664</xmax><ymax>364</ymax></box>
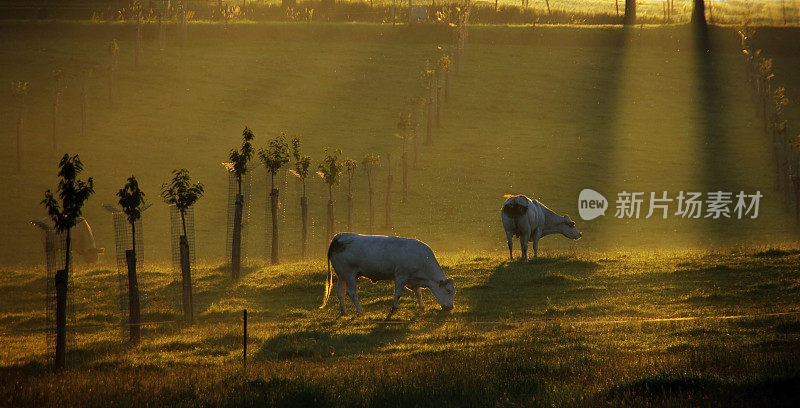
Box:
<box><xmin>425</xmin><ymin>96</ymin><xmax>432</xmax><ymax>145</ymax></box>
<box><xmin>135</xmin><ymin>21</ymin><xmax>142</xmax><ymax>68</ymax></box>
<box><xmin>16</xmin><ymin>107</ymin><xmax>22</xmax><ymax>174</ymax></box>
<box><xmin>402</xmin><ymin>151</ymin><xmax>408</xmax><ymax>203</ymax></box>
<box><xmin>80</xmin><ymin>73</ymin><xmax>87</xmax><ymax>139</ymax></box>
<box><xmin>347</xmin><ymin>192</ymin><xmax>353</xmax><ymax>231</ymax></box>
<box><xmin>54</xmin><ymin>229</ymin><xmax>71</xmax><ymax>371</ymax></box>
<box><xmin>413</xmin><ymin>123</ymin><xmax>419</xmax><ymax>170</ymax></box>
<box><xmin>368</xmin><ymin>187</ymin><xmax>375</xmax><ymax>234</ymax></box>
<box><xmin>453</xmin><ymin>31</ymin><xmax>460</xmax><ymax>76</ymax></box>
<box><xmin>300</xmin><ymin>195</ymin><xmax>308</xmax><ymax>258</ymax></box>
<box><xmin>180</xmin><ymin>235</ymin><xmax>193</xmax><ymax>324</ymax></box>
<box><xmin>436</xmin><ymin>84</ymin><xmax>442</xmax><ymax>127</ymax></box>
<box><xmin>54</xmin><ymin>268</ymin><xmax>67</xmax><ymax>371</ymax></box>
<box><xmin>327</xmin><ymin>199</ymin><xmax>335</xmax><ymax>241</ymax></box>
<box><xmin>126</xmin><ymin>249</ymin><xmax>141</xmax><ymax>344</ymax></box>
<box><xmin>623</xmin><ymin>0</ymin><xmax>636</xmax><ymax>25</ymax></box>
<box><xmin>434</xmin><ymin>76</ymin><xmax>441</xmax><ymax>128</ymax></box>
<box><xmin>109</xmin><ymin>65</ymin><xmax>116</xmax><ymax>107</ymax></box>
<box><xmin>385</xmin><ymin>174</ymin><xmax>393</xmax><ymax>228</ymax></box>
<box><xmin>445</xmin><ymin>70</ymin><xmax>450</xmax><ymax>103</ymax></box>
<box><xmin>231</xmin><ymin>194</ymin><xmax>243</xmax><ymax>279</ymax></box>
<box><xmin>270</xmin><ymin>189</ymin><xmax>279</xmax><ymax>265</ymax></box>
<box><xmin>52</xmin><ymin>80</ymin><xmax>60</xmax><ymax>151</ymax></box>
<box><xmin>158</xmin><ymin>15</ymin><xmax>166</xmax><ymax>51</ymax></box>
<box><xmin>691</xmin><ymin>0</ymin><xmax>706</xmax><ymax>26</ymax></box>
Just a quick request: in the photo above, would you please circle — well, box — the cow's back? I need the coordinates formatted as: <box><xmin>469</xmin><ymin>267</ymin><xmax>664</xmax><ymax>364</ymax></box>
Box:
<box><xmin>329</xmin><ymin>233</ymin><xmax>434</xmax><ymax>281</ymax></box>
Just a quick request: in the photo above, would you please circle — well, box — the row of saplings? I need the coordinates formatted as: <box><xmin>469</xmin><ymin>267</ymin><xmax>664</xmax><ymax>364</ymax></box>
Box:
<box><xmin>41</xmin><ymin>125</ymin><xmax>401</xmax><ymax>371</ymax></box>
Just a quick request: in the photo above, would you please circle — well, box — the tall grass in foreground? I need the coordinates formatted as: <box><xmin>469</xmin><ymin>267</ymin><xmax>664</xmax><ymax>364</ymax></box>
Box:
<box><xmin>1</xmin><ymin>248</ymin><xmax>799</xmax><ymax>406</ymax></box>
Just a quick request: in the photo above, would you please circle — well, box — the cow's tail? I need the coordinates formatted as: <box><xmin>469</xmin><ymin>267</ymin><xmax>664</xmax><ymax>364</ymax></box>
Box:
<box><xmin>320</xmin><ymin>239</ymin><xmax>335</xmax><ymax>309</ymax></box>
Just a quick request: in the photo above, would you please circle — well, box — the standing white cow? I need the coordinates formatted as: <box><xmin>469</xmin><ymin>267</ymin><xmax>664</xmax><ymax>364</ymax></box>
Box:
<box><xmin>320</xmin><ymin>233</ymin><xmax>455</xmax><ymax>318</ymax></box>
<box><xmin>501</xmin><ymin>195</ymin><xmax>582</xmax><ymax>260</ymax></box>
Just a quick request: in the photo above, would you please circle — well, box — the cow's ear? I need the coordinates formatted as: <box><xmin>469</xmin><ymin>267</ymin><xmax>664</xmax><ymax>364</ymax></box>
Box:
<box><xmin>438</xmin><ymin>279</ymin><xmax>446</xmax><ymax>288</ymax></box>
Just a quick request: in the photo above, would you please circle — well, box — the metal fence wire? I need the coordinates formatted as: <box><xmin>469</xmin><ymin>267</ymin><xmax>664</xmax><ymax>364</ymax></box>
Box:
<box><xmin>30</xmin><ymin>221</ymin><xmax>76</xmax><ymax>360</ymax></box>
<box><xmin>103</xmin><ymin>204</ymin><xmax>147</xmax><ymax>329</ymax></box>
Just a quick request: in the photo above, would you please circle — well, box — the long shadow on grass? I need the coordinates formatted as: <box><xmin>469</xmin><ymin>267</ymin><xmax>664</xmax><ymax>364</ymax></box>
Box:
<box><xmin>255</xmin><ymin>323</ymin><xmax>412</xmax><ymax>360</ymax></box>
<box><xmin>665</xmin><ymin>256</ymin><xmax>800</xmax><ymax>312</ymax></box>
<box><xmin>567</xmin><ymin>27</ymin><xmax>630</xmax><ymax>198</ymax></box>
<box><xmin>464</xmin><ymin>256</ymin><xmax>602</xmax><ymax>320</ymax></box>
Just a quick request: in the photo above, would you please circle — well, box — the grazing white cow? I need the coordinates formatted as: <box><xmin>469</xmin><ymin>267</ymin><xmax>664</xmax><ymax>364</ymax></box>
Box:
<box><xmin>501</xmin><ymin>195</ymin><xmax>582</xmax><ymax>260</ymax></box>
<box><xmin>320</xmin><ymin>233</ymin><xmax>455</xmax><ymax>318</ymax></box>
<box><xmin>30</xmin><ymin>218</ymin><xmax>104</xmax><ymax>263</ymax></box>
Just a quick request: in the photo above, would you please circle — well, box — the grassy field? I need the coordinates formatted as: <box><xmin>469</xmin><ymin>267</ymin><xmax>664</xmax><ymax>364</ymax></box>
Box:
<box><xmin>4</xmin><ymin>0</ymin><xmax>799</xmax><ymax>25</ymax></box>
<box><xmin>2</xmin><ymin>21</ymin><xmax>800</xmax><ymax>406</ymax></box>
<box><xmin>2</xmin><ymin>23</ymin><xmax>800</xmax><ymax>268</ymax></box>
<box><xmin>1</xmin><ymin>248</ymin><xmax>799</xmax><ymax>406</ymax></box>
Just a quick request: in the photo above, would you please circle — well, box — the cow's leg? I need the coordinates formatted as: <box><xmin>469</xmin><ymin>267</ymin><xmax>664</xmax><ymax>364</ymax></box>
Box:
<box><xmin>336</xmin><ymin>278</ymin><xmax>347</xmax><ymax>315</ymax></box>
<box><xmin>519</xmin><ymin>233</ymin><xmax>528</xmax><ymax>261</ymax></box>
<box><xmin>345</xmin><ymin>276</ymin><xmax>364</xmax><ymax>314</ymax></box>
<box><xmin>505</xmin><ymin>229</ymin><xmax>514</xmax><ymax>261</ymax></box>
<box><xmin>387</xmin><ymin>277</ymin><xmax>408</xmax><ymax>319</ymax></box>
<box><xmin>532</xmin><ymin>230</ymin><xmax>540</xmax><ymax>258</ymax></box>
<box><xmin>413</xmin><ymin>287</ymin><xmax>425</xmax><ymax>309</ymax></box>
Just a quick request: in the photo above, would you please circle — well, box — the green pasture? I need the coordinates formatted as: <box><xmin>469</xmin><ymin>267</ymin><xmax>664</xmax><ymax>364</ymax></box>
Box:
<box><xmin>1</xmin><ymin>248</ymin><xmax>799</xmax><ymax>406</ymax></box>
<box><xmin>1</xmin><ymin>23</ymin><xmax>800</xmax><ymax>267</ymax></box>
<box><xmin>2</xmin><ymin>21</ymin><xmax>800</xmax><ymax>407</ymax></box>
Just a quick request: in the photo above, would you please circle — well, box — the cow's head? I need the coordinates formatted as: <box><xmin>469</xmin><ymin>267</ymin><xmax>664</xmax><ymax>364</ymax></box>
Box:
<box><xmin>559</xmin><ymin>215</ymin><xmax>582</xmax><ymax>240</ymax></box>
<box><xmin>430</xmin><ymin>278</ymin><xmax>455</xmax><ymax>311</ymax></box>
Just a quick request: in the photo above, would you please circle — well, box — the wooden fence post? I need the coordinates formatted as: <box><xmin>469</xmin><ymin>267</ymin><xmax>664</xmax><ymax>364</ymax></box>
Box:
<box><xmin>126</xmin><ymin>249</ymin><xmax>141</xmax><ymax>344</ymax></box>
